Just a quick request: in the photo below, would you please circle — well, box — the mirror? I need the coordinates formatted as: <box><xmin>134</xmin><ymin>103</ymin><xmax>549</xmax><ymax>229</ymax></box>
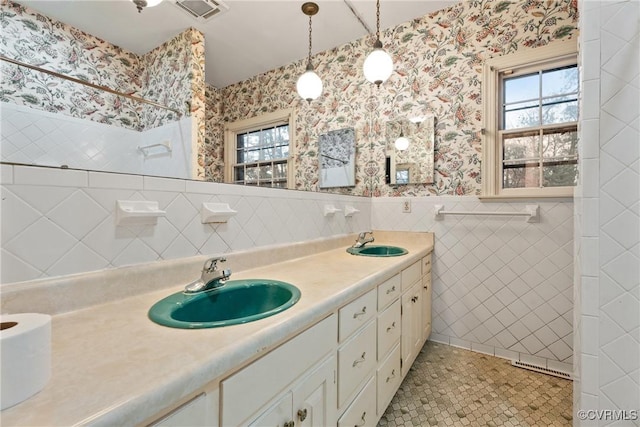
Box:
<box><xmin>318</xmin><ymin>128</ymin><xmax>356</xmax><ymax>189</ymax></box>
<box><xmin>0</xmin><ymin>1</ymin><xmax>436</xmax><ymax>197</ymax></box>
<box><xmin>385</xmin><ymin>117</ymin><xmax>435</xmax><ymax>185</ymax></box>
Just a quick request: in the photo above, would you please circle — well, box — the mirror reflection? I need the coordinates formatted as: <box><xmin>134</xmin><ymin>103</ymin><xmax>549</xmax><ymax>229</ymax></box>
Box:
<box><xmin>385</xmin><ymin>117</ymin><xmax>435</xmax><ymax>186</ymax></box>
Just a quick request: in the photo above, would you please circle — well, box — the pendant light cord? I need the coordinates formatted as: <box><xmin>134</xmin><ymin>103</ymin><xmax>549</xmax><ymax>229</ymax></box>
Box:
<box><xmin>375</xmin><ymin>0</ymin><xmax>381</xmax><ymax>41</ymax></box>
<box><xmin>307</xmin><ymin>14</ymin><xmax>313</xmax><ymax>66</ymax></box>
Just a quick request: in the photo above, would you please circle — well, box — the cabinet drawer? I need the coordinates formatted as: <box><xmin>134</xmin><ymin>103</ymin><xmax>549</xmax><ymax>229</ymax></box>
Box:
<box><xmin>401</xmin><ymin>260</ymin><xmax>422</xmax><ymax>292</ymax></box>
<box><xmin>377</xmin><ymin>344</ymin><xmax>401</xmax><ymax>417</ymax></box>
<box><xmin>377</xmin><ymin>299</ymin><xmax>400</xmax><ymax>360</ymax></box>
<box><xmin>222</xmin><ymin>314</ymin><xmax>337</xmax><ymax>426</ymax></box>
<box><xmin>338</xmin><ymin>320</ymin><xmax>376</xmax><ymax>408</ymax></box>
<box><xmin>422</xmin><ymin>254</ymin><xmax>432</xmax><ymax>275</ymax></box>
<box><xmin>377</xmin><ymin>274</ymin><xmax>400</xmax><ymax>310</ymax></box>
<box><xmin>338</xmin><ymin>375</ymin><xmax>376</xmax><ymax>427</ymax></box>
<box><xmin>339</xmin><ymin>289</ymin><xmax>377</xmax><ymax>342</ymax></box>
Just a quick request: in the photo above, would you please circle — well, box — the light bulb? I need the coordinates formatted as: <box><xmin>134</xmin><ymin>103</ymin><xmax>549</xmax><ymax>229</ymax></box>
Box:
<box><xmin>395</xmin><ymin>135</ymin><xmax>410</xmax><ymax>151</ymax></box>
<box><xmin>363</xmin><ymin>45</ymin><xmax>393</xmax><ymax>86</ymax></box>
<box><xmin>296</xmin><ymin>64</ymin><xmax>323</xmax><ymax>102</ymax></box>
<box><xmin>146</xmin><ymin>0</ymin><xmax>163</xmax><ymax>7</ymax></box>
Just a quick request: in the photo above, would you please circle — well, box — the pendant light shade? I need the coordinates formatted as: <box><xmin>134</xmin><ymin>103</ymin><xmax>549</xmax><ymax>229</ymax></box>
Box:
<box><xmin>297</xmin><ymin>63</ymin><xmax>323</xmax><ymax>102</ymax></box>
<box><xmin>132</xmin><ymin>0</ymin><xmax>162</xmax><ymax>13</ymax></box>
<box><xmin>297</xmin><ymin>2</ymin><xmax>322</xmax><ymax>103</ymax></box>
<box><xmin>363</xmin><ymin>43</ymin><xmax>394</xmax><ymax>86</ymax></box>
<box><xmin>394</xmin><ymin>134</ymin><xmax>410</xmax><ymax>151</ymax></box>
<box><xmin>364</xmin><ymin>0</ymin><xmax>393</xmax><ymax>87</ymax></box>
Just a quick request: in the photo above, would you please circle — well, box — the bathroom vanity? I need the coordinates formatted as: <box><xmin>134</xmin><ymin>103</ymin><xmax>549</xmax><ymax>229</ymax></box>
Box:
<box><xmin>0</xmin><ymin>231</ymin><xmax>433</xmax><ymax>426</ymax></box>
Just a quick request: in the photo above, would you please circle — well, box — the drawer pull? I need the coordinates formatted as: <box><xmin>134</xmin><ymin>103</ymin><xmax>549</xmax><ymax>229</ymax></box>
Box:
<box><xmin>386</xmin><ymin>369</ymin><xmax>396</xmax><ymax>383</ymax></box>
<box><xmin>355</xmin><ymin>411</ymin><xmax>367</xmax><ymax>427</ymax></box>
<box><xmin>298</xmin><ymin>408</ymin><xmax>308</xmax><ymax>422</ymax></box>
<box><xmin>283</xmin><ymin>421</ymin><xmax>295</xmax><ymax>427</ymax></box>
<box><xmin>386</xmin><ymin>285</ymin><xmax>396</xmax><ymax>294</ymax></box>
<box><xmin>386</xmin><ymin>322</ymin><xmax>396</xmax><ymax>332</ymax></box>
<box><xmin>352</xmin><ymin>352</ymin><xmax>366</xmax><ymax>367</ymax></box>
<box><xmin>411</xmin><ymin>296</ymin><xmax>419</xmax><ymax>303</ymax></box>
<box><xmin>424</xmin><ymin>285</ymin><xmax>428</xmax><ymax>290</ymax></box>
<box><xmin>353</xmin><ymin>306</ymin><xmax>367</xmax><ymax>319</ymax></box>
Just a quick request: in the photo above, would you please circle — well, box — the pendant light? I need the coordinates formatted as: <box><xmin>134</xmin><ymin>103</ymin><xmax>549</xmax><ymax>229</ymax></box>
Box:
<box><xmin>296</xmin><ymin>2</ymin><xmax>323</xmax><ymax>103</ymax></box>
<box><xmin>363</xmin><ymin>0</ymin><xmax>393</xmax><ymax>86</ymax></box>
<box><xmin>394</xmin><ymin>125</ymin><xmax>410</xmax><ymax>151</ymax></box>
<box><xmin>132</xmin><ymin>0</ymin><xmax>163</xmax><ymax>13</ymax></box>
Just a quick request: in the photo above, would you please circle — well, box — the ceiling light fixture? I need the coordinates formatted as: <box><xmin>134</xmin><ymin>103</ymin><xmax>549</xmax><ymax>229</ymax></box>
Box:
<box><xmin>132</xmin><ymin>0</ymin><xmax>163</xmax><ymax>13</ymax></box>
<box><xmin>363</xmin><ymin>0</ymin><xmax>393</xmax><ymax>87</ymax></box>
<box><xmin>296</xmin><ymin>2</ymin><xmax>323</xmax><ymax>103</ymax></box>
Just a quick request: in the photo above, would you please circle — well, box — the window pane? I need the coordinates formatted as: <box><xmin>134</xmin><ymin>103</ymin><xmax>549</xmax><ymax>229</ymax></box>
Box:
<box><xmin>542</xmin><ymin>98</ymin><xmax>578</xmax><ymax>124</ymax></box>
<box><xmin>503</xmin><ymin>132</ymin><xmax>540</xmax><ymax>160</ymax></box>
<box><xmin>237</xmin><ymin>134</ymin><xmax>247</xmax><ymax>150</ymax></box>
<box><xmin>542</xmin><ymin>66</ymin><xmax>578</xmax><ymax>97</ymax></box>
<box><xmin>503</xmin><ymin>161</ymin><xmax>540</xmax><ymax>189</ymax></box>
<box><xmin>504</xmin><ymin>73</ymin><xmax>539</xmax><ymax>103</ymax></box>
<box><xmin>259</xmin><ymin>165</ymin><xmax>272</xmax><ymax>180</ymax></box>
<box><xmin>504</xmin><ymin>103</ymin><xmax>541</xmax><ymax>129</ymax></box>
<box><xmin>244</xmin><ymin>166</ymin><xmax>258</xmax><ymax>182</ymax></box>
<box><xmin>234</xmin><ymin>166</ymin><xmax>244</xmax><ymax>182</ymax></box>
<box><xmin>543</xmin><ymin>162</ymin><xmax>578</xmax><ymax>187</ymax></box>
<box><xmin>245</xmin><ymin>149</ymin><xmax>259</xmax><ymax>163</ymax></box>
<box><xmin>542</xmin><ymin>128</ymin><xmax>578</xmax><ymax>158</ymax></box>
<box><xmin>246</xmin><ymin>132</ymin><xmax>260</xmax><ymax>148</ymax></box>
<box><xmin>274</xmin><ymin>163</ymin><xmax>287</xmax><ymax>179</ymax></box>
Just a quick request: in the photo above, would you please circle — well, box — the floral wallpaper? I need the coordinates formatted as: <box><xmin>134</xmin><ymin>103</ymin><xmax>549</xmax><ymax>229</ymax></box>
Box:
<box><xmin>217</xmin><ymin>0</ymin><xmax>578</xmax><ymax>196</ymax></box>
<box><xmin>0</xmin><ymin>1</ymin><xmax>199</xmax><ymax>136</ymax></box>
<box><xmin>204</xmin><ymin>84</ymin><xmax>225</xmax><ymax>182</ymax></box>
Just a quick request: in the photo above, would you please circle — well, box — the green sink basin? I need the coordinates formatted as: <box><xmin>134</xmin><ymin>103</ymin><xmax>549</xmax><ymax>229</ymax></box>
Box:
<box><xmin>347</xmin><ymin>245</ymin><xmax>408</xmax><ymax>257</ymax></box>
<box><xmin>148</xmin><ymin>279</ymin><xmax>301</xmax><ymax>329</ymax></box>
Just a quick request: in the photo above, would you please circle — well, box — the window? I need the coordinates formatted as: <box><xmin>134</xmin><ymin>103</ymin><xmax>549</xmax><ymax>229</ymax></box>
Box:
<box><xmin>224</xmin><ymin>109</ymin><xmax>295</xmax><ymax>189</ymax></box>
<box><xmin>482</xmin><ymin>40</ymin><xmax>578</xmax><ymax>198</ymax></box>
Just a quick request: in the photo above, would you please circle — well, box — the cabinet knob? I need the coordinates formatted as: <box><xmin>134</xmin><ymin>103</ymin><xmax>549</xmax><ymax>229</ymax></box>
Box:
<box><xmin>386</xmin><ymin>286</ymin><xmax>396</xmax><ymax>294</ymax></box>
<box><xmin>386</xmin><ymin>369</ymin><xmax>396</xmax><ymax>383</ymax></box>
<box><xmin>353</xmin><ymin>306</ymin><xmax>367</xmax><ymax>318</ymax></box>
<box><xmin>352</xmin><ymin>352</ymin><xmax>366</xmax><ymax>367</ymax></box>
<box><xmin>298</xmin><ymin>408</ymin><xmax>308</xmax><ymax>422</ymax></box>
<box><xmin>355</xmin><ymin>411</ymin><xmax>367</xmax><ymax>427</ymax></box>
<box><xmin>283</xmin><ymin>421</ymin><xmax>295</xmax><ymax>427</ymax></box>
<box><xmin>386</xmin><ymin>322</ymin><xmax>396</xmax><ymax>332</ymax></box>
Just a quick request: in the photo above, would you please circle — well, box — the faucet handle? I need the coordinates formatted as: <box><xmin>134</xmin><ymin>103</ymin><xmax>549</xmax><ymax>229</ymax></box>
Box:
<box><xmin>203</xmin><ymin>256</ymin><xmax>226</xmax><ymax>272</ymax></box>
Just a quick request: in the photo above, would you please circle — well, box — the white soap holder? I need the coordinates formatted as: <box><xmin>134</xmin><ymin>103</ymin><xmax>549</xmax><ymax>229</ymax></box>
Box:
<box><xmin>324</xmin><ymin>205</ymin><xmax>342</xmax><ymax>217</ymax></box>
<box><xmin>344</xmin><ymin>206</ymin><xmax>360</xmax><ymax>217</ymax></box>
<box><xmin>201</xmin><ymin>203</ymin><xmax>237</xmax><ymax>224</ymax></box>
<box><xmin>116</xmin><ymin>200</ymin><xmax>166</xmax><ymax>226</ymax></box>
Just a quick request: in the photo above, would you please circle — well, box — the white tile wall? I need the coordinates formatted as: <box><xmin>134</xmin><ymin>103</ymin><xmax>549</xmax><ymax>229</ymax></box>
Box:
<box><xmin>576</xmin><ymin>0</ymin><xmax>640</xmax><ymax>424</ymax></box>
<box><xmin>0</xmin><ymin>165</ymin><xmax>371</xmax><ymax>284</ymax></box>
<box><xmin>0</xmin><ymin>103</ymin><xmax>193</xmax><ymax>179</ymax></box>
<box><xmin>372</xmin><ymin>196</ymin><xmax>574</xmax><ymax>368</ymax></box>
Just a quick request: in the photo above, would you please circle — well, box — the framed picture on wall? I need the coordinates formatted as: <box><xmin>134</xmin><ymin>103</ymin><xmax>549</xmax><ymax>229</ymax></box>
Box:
<box><xmin>318</xmin><ymin>128</ymin><xmax>356</xmax><ymax>188</ymax></box>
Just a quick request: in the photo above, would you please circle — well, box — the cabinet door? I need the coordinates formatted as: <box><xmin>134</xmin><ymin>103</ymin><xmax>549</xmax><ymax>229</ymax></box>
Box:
<box><xmin>401</xmin><ymin>282</ymin><xmax>422</xmax><ymax>378</ymax></box>
<box><xmin>292</xmin><ymin>355</ymin><xmax>337</xmax><ymax>427</ymax></box>
<box><xmin>248</xmin><ymin>392</ymin><xmax>293</xmax><ymax>427</ymax></box>
<box><xmin>421</xmin><ymin>274</ymin><xmax>432</xmax><ymax>343</ymax></box>
<box><xmin>150</xmin><ymin>393</ymin><xmax>208</xmax><ymax>427</ymax></box>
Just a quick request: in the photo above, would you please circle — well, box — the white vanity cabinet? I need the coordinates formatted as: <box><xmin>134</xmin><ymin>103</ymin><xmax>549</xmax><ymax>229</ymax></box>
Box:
<box><xmin>220</xmin><ymin>314</ymin><xmax>337</xmax><ymax>427</ymax></box>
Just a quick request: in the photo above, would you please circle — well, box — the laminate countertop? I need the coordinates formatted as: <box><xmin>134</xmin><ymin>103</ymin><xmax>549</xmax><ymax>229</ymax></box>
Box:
<box><xmin>0</xmin><ymin>231</ymin><xmax>434</xmax><ymax>426</ymax></box>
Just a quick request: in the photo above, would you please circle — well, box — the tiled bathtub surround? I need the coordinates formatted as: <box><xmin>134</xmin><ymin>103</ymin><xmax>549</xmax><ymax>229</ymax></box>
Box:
<box><xmin>372</xmin><ymin>197</ymin><xmax>574</xmax><ymax>370</ymax></box>
<box><xmin>575</xmin><ymin>0</ymin><xmax>640</xmax><ymax>423</ymax></box>
<box><xmin>1</xmin><ymin>103</ymin><xmax>195</xmax><ymax>179</ymax></box>
<box><xmin>0</xmin><ymin>164</ymin><xmax>371</xmax><ymax>285</ymax></box>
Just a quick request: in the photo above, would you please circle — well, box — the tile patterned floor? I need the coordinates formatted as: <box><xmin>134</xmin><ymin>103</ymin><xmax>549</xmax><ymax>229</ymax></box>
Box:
<box><xmin>378</xmin><ymin>342</ymin><xmax>573</xmax><ymax>426</ymax></box>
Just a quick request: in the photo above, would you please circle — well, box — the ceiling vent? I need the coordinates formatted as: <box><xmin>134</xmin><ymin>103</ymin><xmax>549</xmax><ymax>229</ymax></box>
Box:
<box><xmin>172</xmin><ymin>0</ymin><xmax>229</xmax><ymax>21</ymax></box>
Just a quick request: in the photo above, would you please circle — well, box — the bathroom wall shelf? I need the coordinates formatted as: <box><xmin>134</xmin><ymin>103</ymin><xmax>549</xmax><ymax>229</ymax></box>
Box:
<box><xmin>201</xmin><ymin>203</ymin><xmax>237</xmax><ymax>224</ymax></box>
<box><xmin>116</xmin><ymin>200</ymin><xmax>166</xmax><ymax>226</ymax></box>
<box><xmin>324</xmin><ymin>205</ymin><xmax>342</xmax><ymax>217</ymax></box>
<box><xmin>344</xmin><ymin>206</ymin><xmax>360</xmax><ymax>217</ymax></box>
<box><xmin>434</xmin><ymin>204</ymin><xmax>540</xmax><ymax>223</ymax></box>
<box><xmin>137</xmin><ymin>141</ymin><xmax>172</xmax><ymax>158</ymax></box>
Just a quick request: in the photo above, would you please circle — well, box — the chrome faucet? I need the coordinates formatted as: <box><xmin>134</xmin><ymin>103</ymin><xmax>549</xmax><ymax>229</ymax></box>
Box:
<box><xmin>352</xmin><ymin>231</ymin><xmax>375</xmax><ymax>248</ymax></box>
<box><xmin>184</xmin><ymin>257</ymin><xmax>231</xmax><ymax>294</ymax></box>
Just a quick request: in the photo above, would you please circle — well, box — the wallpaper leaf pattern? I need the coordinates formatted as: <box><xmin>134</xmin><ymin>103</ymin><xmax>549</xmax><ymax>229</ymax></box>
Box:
<box><xmin>218</xmin><ymin>0</ymin><xmax>578</xmax><ymax>196</ymax></box>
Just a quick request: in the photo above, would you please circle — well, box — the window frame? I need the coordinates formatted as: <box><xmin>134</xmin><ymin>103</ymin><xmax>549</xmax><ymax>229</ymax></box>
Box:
<box><xmin>481</xmin><ymin>39</ymin><xmax>578</xmax><ymax>199</ymax></box>
<box><xmin>224</xmin><ymin>109</ymin><xmax>296</xmax><ymax>189</ymax></box>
